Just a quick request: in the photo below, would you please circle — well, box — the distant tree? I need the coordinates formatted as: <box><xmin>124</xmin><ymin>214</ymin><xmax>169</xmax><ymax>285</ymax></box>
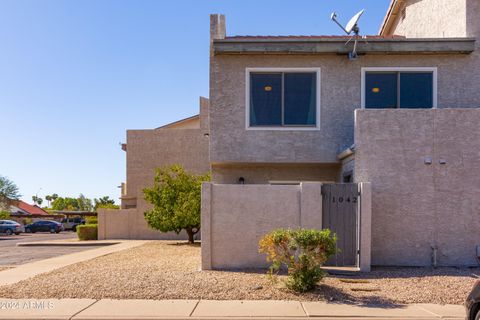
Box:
<box><xmin>143</xmin><ymin>164</ymin><xmax>210</xmax><ymax>243</ymax></box>
<box><xmin>51</xmin><ymin>197</ymin><xmax>78</xmax><ymax>211</ymax></box>
<box><xmin>32</xmin><ymin>195</ymin><xmax>43</xmax><ymax>206</ymax></box>
<box><xmin>77</xmin><ymin>194</ymin><xmax>93</xmax><ymax>211</ymax></box>
<box><xmin>51</xmin><ymin>197</ymin><xmax>66</xmax><ymax>210</ymax></box>
<box><xmin>51</xmin><ymin>195</ymin><xmax>95</xmax><ymax>211</ymax></box>
<box><xmin>94</xmin><ymin>196</ymin><xmax>118</xmax><ymax>210</ymax></box>
<box><xmin>0</xmin><ymin>175</ymin><xmax>21</xmax><ymax>210</ymax></box>
<box><xmin>45</xmin><ymin>195</ymin><xmax>52</xmax><ymax>207</ymax></box>
<box><xmin>0</xmin><ymin>211</ymin><xmax>10</xmax><ymax>220</ymax></box>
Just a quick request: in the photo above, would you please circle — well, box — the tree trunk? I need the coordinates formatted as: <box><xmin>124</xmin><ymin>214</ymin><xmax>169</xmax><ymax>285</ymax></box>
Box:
<box><xmin>186</xmin><ymin>228</ymin><xmax>195</xmax><ymax>244</ymax></box>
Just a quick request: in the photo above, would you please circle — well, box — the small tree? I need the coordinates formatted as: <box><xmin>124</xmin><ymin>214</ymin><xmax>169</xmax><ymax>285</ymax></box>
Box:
<box><xmin>0</xmin><ymin>175</ymin><xmax>21</xmax><ymax>210</ymax></box>
<box><xmin>143</xmin><ymin>164</ymin><xmax>210</xmax><ymax>243</ymax></box>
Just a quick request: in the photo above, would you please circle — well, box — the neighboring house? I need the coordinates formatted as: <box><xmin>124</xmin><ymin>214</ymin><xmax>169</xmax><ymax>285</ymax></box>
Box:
<box><xmin>9</xmin><ymin>200</ymin><xmax>49</xmax><ymax>216</ymax></box>
<box><xmin>108</xmin><ymin>97</ymin><xmax>210</xmax><ymax>240</ymax></box>
<box><xmin>104</xmin><ymin>0</ymin><xmax>480</xmax><ymax>270</ymax></box>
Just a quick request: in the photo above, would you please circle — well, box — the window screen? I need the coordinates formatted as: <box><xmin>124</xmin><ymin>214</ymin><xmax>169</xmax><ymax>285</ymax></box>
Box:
<box><xmin>365</xmin><ymin>71</ymin><xmax>433</xmax><ymax>109</ymax></box>
<box><xmin>250</xmin><ymin>73</ymin><xmax>282</xmax><ymax>126</ymax></box>
<box><xmin>249</xmin><ymin>71</ymin><xmax>317</xmax><ymax>127</ymax></box>
<box><xmin>400</xmin><ymin>73</ymin><xmax>433</xmax><ymax>108</ymax></box>
<box><xmin>365</xmin><ymin>73</ymin><xmax>397</xmax><ymax>109</ymax></box>
<box><xmin>284</xmin><ymin>73</ymin><xmax>316</xmax><ymax>125</ymax></box>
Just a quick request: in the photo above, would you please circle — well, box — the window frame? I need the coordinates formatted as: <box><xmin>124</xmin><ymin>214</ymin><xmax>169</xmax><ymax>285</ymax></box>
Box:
<box><xmin>245</xmin><ymin>68</ymin><xmax>321</xmax><ymax>131</ymax></box>
<box><xmin>361</xmin><ymin>67</ymin><xmax>437</xmax><ymax>109</ymax></box>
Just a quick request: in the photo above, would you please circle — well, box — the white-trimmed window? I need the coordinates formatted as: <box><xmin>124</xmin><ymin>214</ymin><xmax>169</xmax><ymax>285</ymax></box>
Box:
<box><xmin>246</xmin><ymin>68</ymin><xmax>321</xmax><ymax>130</ymax></box>
<box><xmin>361</xmin><ymin>67</ymin><xmax>437</xmax><ymax>109</ymax></box>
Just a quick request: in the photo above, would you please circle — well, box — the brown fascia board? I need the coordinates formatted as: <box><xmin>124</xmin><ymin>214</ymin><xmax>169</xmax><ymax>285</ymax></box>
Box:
<box><xmin>213</xmin><ymin>37</ymin><xmax>475</xmax><ymax>55</ymax></box>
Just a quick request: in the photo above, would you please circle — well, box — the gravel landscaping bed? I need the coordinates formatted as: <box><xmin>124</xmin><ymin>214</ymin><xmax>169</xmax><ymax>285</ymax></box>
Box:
<box><xmin>0</xmin><ymin>266</ymin><xmax>13</xmax><ymax>272</ymax></box>
<box><xmin>0</xmin><ymin>241</ymin><xmax>477</xmax><ymax>305</ymax></box>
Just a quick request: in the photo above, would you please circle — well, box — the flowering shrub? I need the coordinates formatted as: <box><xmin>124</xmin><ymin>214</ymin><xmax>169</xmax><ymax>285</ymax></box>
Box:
<box><xmin>259</xmin><ymin>228</ymin><xmax>336</xmax><ymax>292</ymax></box>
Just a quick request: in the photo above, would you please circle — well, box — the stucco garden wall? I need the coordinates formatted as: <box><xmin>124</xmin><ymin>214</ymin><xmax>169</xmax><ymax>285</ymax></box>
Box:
<box><xmin>201</xmin><ymin>182</ymin><xmax>372</xmax><ymax>271</ymax></box>
<box><xmin>98</xmin><ymin>208</ymin><xmax>189</xmax><ymax>240</ymax></box>
<box><xmin>355</xmin><ymin>109</ymin><xmax>480</xmax><ymax>266</ymax></box>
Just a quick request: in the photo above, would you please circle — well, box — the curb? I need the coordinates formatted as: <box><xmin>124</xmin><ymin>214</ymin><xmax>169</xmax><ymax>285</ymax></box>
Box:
<box><xmin>16</xmin><ymin>241</ymin><xmax>120</xmax><ymax>247</ymax></box>
<box><xmin>0</xmin><ymin>299</ymin><xmax>465</xmax><ymax>320</ymax></box>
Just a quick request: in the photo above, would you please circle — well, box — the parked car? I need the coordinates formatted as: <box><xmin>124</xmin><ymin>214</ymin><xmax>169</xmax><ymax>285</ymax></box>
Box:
<box><xmin>0</xmin><ymin>220</ymin><xmax>23</xmax><ymax>235</ymax></box>
<box><xmin>61</xmin><ymin>217</ymin><xmax>85</xmax><ymax>231</ymax></box>
<box><xmin>466</xmin><ymin>279</ymin><xmax>480</xmax><ymax>320</ymax></box>
<box><xmin>25</xmin><ymin>220</ymin><xmax>63</xmax><ymax>233</ymax></box>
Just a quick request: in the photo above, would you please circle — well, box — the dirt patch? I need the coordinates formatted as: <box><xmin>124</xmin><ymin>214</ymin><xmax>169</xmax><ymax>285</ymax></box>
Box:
<box><xmin>0</xmin><ymin>266</ymin><xmax>14</xmax><ymax>272</ymax></box>
<box><xmin>0</xmin><ymin>241</ymin><xmax>477</xmax><ymax>305</ymax></box>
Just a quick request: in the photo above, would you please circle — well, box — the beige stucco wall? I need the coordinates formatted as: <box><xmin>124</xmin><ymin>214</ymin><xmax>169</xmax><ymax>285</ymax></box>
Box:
<box><xmin>209</xmin><ymin>52</ymin><xmax>480</xmax><ymax>168</ymax></box>
<box><xmin>355</xmin><ymin>109</ymin><xmax>480</xmax><ymax>266</ymax></box>
<box><xmin>212</xmin><ymin>163</ymin><xmax>340</xmax><ymax>184</ymax></box>
<box><xmin>116</xmin><ymin>97</ymin><xmax>210</xmax><ymax>240</ymax></box>
<box><xmin>387</xmin><ymin>0</ymin><xmax>467</xmax><ymax>38</ymax></box>
<box><xmin>124</xmin><ymin>97</ymin><xmax>210</xmax><ymax>206</ymax></box>
<box><xmin>467</xmin><ymin>0</ymin><xmax>480</xmax><ymax>43</ymax></box>
<box><xmin>98</xmin><ymin>208</ymin><xmax>190</xmax><ymax>240</ymax></box>
<box><xmin>201</xmin><ymin>182</ymin><xmax>372</xmax><ymax>271</ymax></box>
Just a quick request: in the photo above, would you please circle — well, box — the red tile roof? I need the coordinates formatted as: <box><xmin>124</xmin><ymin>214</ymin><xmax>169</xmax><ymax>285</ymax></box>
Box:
<box><xmin>15</xmin><ymin>200</ymin><xmax>49</xmax><ymax>215</ymax></box>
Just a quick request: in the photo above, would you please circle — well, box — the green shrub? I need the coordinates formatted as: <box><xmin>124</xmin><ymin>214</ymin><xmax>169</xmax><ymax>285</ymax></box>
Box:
<box><xmin>0</xmin><ymin>210</ymin><xmax>10</xmax><ymax>220</ymax></box>
<box><xmin>259</xmin><ymin>228</ymin><xmax>337</xmax><ymax>292</ymax></box>
<box><xmin>77</xmin><ymin>224</ymin><xmax>98</xmax><ymax>240</ymax></box>
<box><xmin>85</xmin><ymin>216</ymin><xmax>97</xmax><ymax>225</ymax></box>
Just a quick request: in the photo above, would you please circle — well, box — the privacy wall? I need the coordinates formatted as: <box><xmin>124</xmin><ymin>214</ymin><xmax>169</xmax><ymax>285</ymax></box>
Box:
<box><xmin>355</xmin><ymin>108</ymin><xmax>480</xmax><ymax>266</ymax></box>
<box><xmin>201</xmin><ymin>182</ymin><xmax>371</xmax><ymax>271</ymax></box>
<box><xmin>97</xmin><ymin>208</ymin><xmax>187</xmax><ymax>240</ymax></box>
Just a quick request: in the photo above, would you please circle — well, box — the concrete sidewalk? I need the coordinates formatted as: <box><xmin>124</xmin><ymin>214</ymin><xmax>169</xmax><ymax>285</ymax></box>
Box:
<box><xmin>0</xmin><ymin>241</ymin><xmax>147</xmax><ymax>286</ymax></box>
<box><xmin>17</xmin><ymin>239</ymin><xmax>121</xmax><ymax>247</ymax></box>
<box><xmin>0</xmin><ymin>299</ymin><xmax>465</xmax><ymax>320</ymax></box>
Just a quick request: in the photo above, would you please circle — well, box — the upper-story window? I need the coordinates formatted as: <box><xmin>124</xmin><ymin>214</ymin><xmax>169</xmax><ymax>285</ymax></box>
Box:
<box><xmin>362</xmin><ymin>67</ymin><xmax>437</xmax><ymax>109</ymax></box>
<box><xmin>246</xmin><ymin>68</ymin><xmax>320</xmax><ymax>130</ymax></box>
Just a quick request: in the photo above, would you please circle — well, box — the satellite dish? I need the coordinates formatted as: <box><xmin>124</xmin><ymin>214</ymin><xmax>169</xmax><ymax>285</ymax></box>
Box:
<box><xmin>330</xmin><ymin>9</ymin><xmax>366</xmax><ymax>60</ymax></box>
<box><xmin>345</xmin><ymin>9</ymin><xmax>365</xmax><ymax>34</ymax></box>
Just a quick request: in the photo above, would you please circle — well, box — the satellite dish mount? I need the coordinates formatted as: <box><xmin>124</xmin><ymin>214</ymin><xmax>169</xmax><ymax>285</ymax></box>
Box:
<box><xmin>331</xmin><ymin>9</ymin><xmax>365</xmax><ymax>60</ymax></box>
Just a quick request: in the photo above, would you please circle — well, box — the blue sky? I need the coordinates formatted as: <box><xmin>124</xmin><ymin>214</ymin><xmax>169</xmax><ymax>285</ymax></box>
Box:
<box><xmin>0</xmin><ymin>0</ymin><xmax>390</xmax><ymax>204</ymax></box>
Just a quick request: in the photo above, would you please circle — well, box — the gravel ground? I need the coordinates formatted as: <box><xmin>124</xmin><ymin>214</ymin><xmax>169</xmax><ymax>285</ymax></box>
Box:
<box><xmin>0</xmin><ymin>266</ymin><xmax>13</xmax><ymax>272</ymax></box>
<box><xmin>0</xmin><ymin>241</ymin><xmax>477</xmax><ymax>305</ymax></box>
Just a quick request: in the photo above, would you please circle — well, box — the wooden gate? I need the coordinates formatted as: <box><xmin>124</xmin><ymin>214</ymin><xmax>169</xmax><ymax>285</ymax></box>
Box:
<box><xmin>322</xmin><ymin>183</ymin><xmax>360</xmax><ymax>267</ymax></box>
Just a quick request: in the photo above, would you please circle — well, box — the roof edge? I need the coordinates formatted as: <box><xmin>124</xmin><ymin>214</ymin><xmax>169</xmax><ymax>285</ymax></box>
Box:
<box><xmin>155</xmin><ymin>114</ymin><xmax>199</xmax><ymax>130</ymax></box>
<box><xmin>379</xmin><ymin>0</ymin><xmax>401</xmax><ymax>36</ymax></box>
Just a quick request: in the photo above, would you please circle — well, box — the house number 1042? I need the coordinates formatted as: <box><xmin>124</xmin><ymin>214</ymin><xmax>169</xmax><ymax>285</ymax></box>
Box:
<box><xmin>331</xmin><ymin>196</ymin><xmax>357</xmax><ymax>203</ymax></box>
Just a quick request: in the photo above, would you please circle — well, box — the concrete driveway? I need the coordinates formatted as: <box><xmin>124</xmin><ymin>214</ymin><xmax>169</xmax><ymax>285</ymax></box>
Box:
<box><xmin>0</xmin><ymin>232</ymin><xmax>91</xmax><ymax>266</ymax></box>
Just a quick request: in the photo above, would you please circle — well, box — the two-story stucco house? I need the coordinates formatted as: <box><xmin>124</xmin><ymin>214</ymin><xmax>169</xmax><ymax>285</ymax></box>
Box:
<box><xmin>201</xmin><ymin>0</ymin><xmax>480</xmax><ymax>271</ymax></box>
<box><xmin>102</xmin><ymin>0</ymin><xmax>480</xmax><ymax>271</ymax></box>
